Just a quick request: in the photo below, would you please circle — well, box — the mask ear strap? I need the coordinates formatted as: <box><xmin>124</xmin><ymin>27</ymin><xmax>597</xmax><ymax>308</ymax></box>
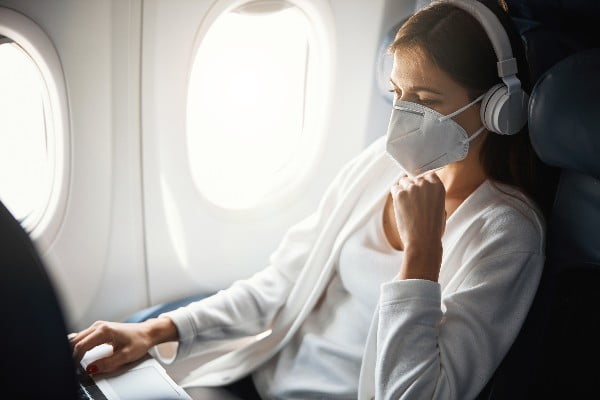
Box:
<box><xmin>440</xmin><ymin>93</ymin><xmax>486</xmax><ymax>121</ymax></box>
<box><xmin>466</xmin><ymin>125</ymin><xmax>486</xmax><ymax>143</ymax></box>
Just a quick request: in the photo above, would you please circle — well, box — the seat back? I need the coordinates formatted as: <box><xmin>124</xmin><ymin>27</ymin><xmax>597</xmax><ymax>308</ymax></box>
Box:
<box><xmin>472</xmin><ymin>0</ymin><xmax>600</xmax><ymax>397</ymax></box>
<box><xmin>527</xmin><ymin>47</ymin><xmax>600</xmax><ymax>397</ymax></box>
<box><xmin>477</xmin><ymin>47</ymin><xmax>600</xmax><ymax>400</ymax></box>
<box><xmin>0</xmin><ymin>200</ymin><xmax>78</xmax><ymax>399</ymax></box>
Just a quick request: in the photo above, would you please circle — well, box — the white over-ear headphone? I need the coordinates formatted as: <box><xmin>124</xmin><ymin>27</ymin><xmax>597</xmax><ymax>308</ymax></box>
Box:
<box><xmin>437</xmin><ymin>0</ymin><xmax>529</xmax><ymax>135</ymax></box>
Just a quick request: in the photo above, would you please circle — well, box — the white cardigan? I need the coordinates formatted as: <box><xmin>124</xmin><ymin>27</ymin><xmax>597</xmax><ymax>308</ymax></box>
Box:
<box><xmin>156</xmin><ymin>135</ymin><xmax>545</xmax><ymax>400</ymax></box>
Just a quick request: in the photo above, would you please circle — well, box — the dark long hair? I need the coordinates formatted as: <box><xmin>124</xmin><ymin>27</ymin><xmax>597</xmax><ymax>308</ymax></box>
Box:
<box><xmin>389</xmin><ymin>0</ymin><xmax>556</xmax><ymax>217</ymax></box>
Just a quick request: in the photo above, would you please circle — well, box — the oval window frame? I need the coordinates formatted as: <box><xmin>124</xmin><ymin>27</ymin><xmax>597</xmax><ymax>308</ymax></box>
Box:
<box><xmin>0</xmin><ymin>7</ymin><xmax>70</xmax><ymax>248</ymax></box>
<box><xmin>184</xmin><ymin>0</ymin><xmax>335</xmax><ymax>216</ymax></box>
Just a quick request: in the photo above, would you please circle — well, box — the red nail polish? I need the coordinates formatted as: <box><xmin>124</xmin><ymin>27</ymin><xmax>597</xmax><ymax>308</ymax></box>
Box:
<box><xmin>86</xmin><ymin>364</ymin><xmax>98</xmax><ymax>375</ymax></box>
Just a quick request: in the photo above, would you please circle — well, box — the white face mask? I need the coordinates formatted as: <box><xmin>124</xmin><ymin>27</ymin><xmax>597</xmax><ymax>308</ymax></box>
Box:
<box><xmin>385</xmin><ymin>94</ymin><xmax>486</xmax><ymax>177</ymax></box>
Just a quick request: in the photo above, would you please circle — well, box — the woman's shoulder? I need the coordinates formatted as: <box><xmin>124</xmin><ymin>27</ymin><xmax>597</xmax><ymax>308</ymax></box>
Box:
<box><xmin>484</xmin><ymin>181</ymin><xmax>544</xmax><ymax>224</ymax></box>
<box><xmin>465</xmin><ymin>180</ymin><xmax>545</xmax><ymax>255</ymax></box>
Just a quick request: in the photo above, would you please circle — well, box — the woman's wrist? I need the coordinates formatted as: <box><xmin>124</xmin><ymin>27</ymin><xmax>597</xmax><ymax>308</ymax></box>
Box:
<box><xmin>142</xmin><ymin>317</ymin><xmax>179</xmax><ymax>346</ymax></box>
<box><xmin>400</xmin><ymin>242</ymin><xmax>443</xmax><ymax>281</ymax></box>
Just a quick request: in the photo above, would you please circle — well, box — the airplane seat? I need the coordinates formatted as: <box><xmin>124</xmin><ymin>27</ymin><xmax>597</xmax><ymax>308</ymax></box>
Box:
<box><xmin>474</xmin><ymin>2</ymin><xmax>600</xmax><ymax>398</ymax></box>
<box><xmin>522</xmin><ymin>47</ymin><xmax>600</xmax><ymax>397</ymax></box>
<box><xmin>0</xmin><ymin>200</ymin><xmax>79</xmax><ymax>399</ymax></box>
<box><xmin>475</xmin><ymin>48</ymin><xmax>600</xmax><ymax>399</ymax></box>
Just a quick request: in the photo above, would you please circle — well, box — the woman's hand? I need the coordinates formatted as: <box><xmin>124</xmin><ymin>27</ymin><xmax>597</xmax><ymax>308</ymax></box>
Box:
<box><xmin>70</xmin><ymin>317</ymin><xmax>177</xmax><ymax>375</ymax></box>
<box><xmin>390</xmin><ymin>172</ymin><xmax>446</xmax><ymax>281</ymax></box>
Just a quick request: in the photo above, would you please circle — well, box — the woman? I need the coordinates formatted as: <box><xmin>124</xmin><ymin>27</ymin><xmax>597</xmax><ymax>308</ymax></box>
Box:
<box><xmin>71</xmin><ymin>1</ymin><xmax>550</xmax><ymax>398</ymax></box>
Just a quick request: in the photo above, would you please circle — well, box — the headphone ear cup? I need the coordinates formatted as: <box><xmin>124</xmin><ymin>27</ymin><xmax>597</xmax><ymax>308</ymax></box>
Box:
<box><xmin>480</xmin><ymin>83</ymin><xmax>529</xmax><ymax>135</ymax></box>
<box><xmin>481</xmin><ymin>83</ymin><xmax>507</xmax><ymax>134</ymax></box>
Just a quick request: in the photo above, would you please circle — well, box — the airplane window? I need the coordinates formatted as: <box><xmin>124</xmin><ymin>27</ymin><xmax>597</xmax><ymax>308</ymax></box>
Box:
<box><xmin>0</xmin><ymin>39</ymin><xmax>53</xmax><ymax>229</ymax></box>
<box><xmin>187</xmin><ymin>4</ymin><xmax>319</xmax><ymax>210</ymax></box>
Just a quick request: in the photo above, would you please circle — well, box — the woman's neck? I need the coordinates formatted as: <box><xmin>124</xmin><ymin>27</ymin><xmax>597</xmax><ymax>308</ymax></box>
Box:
<box><xmin>436</xmin><ymin>161</ymin><xmax>487</xmax><ymax>201</ymax></box>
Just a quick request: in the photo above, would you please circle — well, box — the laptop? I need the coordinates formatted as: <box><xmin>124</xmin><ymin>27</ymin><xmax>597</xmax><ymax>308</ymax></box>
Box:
<box><xmin>75</xmin><ymin>343</ymin><xmax>192</xmax><ymax>400</ymax></box>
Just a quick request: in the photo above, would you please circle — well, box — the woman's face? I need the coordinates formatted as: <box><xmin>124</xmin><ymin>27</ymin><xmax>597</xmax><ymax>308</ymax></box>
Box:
<box><xmin>389</xmin><ymin>46</ymin><xmax>484</xmax><ymax>138</ymax></box>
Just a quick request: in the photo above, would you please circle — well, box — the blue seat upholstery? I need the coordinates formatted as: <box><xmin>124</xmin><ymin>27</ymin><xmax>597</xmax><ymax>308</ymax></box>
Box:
<box><xmin>124</xmin><ymin>292</ymin><xmax>214</xmax><ymax>323</ymax></box>
<box><xmin>477</xmin><ymin>48</ymin><xmax>600</xmax><ymax>400</ymax></box>
<box><xmin>473</xmin><ymin>1</ymin><xmax>600</xmax><ymax>397</ymax></box>
<box><xmin>0</xmin><ymin>200</ymin><xmax>78</xmax><ymax>399</ymax></box>
<box><xmin>527</xmin><ymin>48</ymin><xmax>600</xmax><ymax>397</ymax></box>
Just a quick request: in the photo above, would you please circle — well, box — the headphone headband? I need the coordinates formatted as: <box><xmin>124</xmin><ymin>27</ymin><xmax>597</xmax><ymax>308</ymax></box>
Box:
<box><xmin>436</xmin><ymin>0</ymin><xmax>520</xmax><ymax>93</ymax></box>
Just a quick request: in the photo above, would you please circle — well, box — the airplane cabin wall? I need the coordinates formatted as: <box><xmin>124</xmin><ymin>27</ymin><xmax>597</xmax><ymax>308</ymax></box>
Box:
<box><xmin>0</xmin><ymin>0</ymin><xmax>417</xmax><ymax>330</ymax></box>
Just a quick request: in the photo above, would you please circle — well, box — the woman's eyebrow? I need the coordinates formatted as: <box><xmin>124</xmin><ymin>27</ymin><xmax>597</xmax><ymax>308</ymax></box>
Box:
<box><xmin>389</xmin><ymin>79</ymin><xmax>443</xmax><ymax>95</ymax></box>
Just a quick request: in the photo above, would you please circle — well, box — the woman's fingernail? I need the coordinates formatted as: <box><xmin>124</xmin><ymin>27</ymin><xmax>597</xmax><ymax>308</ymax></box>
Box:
<box><xmin>86</xmin><ymin>364</ymin><xmax>98</xmax><ymax>375</ymax></box>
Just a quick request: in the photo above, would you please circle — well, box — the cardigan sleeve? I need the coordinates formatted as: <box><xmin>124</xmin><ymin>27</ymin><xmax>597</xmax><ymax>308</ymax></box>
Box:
<box><xmin>158</xmin><ymin>137</ymin><xmax>388</xmax><ymax>362</ymax></box>
<box><xmin>374</xmin><ymin>238</ymin><xmax>544</xmax><ymax>398</ymax></box>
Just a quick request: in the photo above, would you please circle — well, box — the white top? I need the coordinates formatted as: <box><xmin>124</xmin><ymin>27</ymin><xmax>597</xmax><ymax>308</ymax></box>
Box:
<box><xmin>255</xmin><ymin>195</ymin><xmax>402</xmax><ymax>399</ymax></box>
<box><xmin>155</xmin><ymin>135</ymin><xmax>545</xmax><ymax>400</ymax></box>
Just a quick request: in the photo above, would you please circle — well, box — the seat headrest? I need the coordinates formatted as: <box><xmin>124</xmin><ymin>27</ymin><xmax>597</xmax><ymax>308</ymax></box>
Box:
<box><xmin>529</xmin><ymin>49</ymin><xmax>600</xmax><ymax>179</ymax></box>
